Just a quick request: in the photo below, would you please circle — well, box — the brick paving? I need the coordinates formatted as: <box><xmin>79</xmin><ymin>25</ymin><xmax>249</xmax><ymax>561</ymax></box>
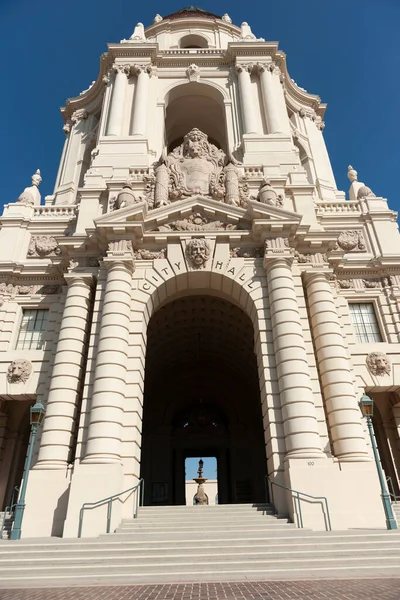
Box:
<box><xmin>0</xmin><ymin>579</ymin><xmax>400</xmax><ymax>600</ymax></box>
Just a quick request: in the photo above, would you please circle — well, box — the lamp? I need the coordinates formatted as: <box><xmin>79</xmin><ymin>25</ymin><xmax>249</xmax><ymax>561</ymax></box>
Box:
<box><xmin>10</xmin><ymin>401</ymin><xmax>46</xmax><ymax>540</ymax></box>
<box><xmin>359</xmin><ymin>393</ymin><xmax>397</xmax><ymax>530</ymax></box>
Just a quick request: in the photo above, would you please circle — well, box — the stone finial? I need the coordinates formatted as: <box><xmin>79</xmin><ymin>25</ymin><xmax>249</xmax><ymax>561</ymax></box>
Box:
<box><xmin>17</xmin><ymin>169</ymin><xmax>42</xmax><ymax>206</ymax></box>
<box><xmin>153</xmin><ymin>14</ymin><xmax>163</xmax><ymax>23</ymax></box>
<box><xmin>222</xmin><ymin>13</ymin><xmax>232</xmax><ymax>23</ymax></box>
<box><xmin>347</xmin><ymin>165</ymin><xmax>358</xmax><ymax>182</ymax></box>
<box><xmin>130</xmin><ymin>22</ymin><xmax>146</xmax><ymax>41</ymax></box>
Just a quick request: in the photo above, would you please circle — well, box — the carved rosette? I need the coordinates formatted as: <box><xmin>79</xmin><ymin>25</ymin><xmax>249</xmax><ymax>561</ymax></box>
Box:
<box><xmin>185</xmin><ymin>239</ymin><xmax>212</xmax><ymax>269</ymax></box>
<box><xmin>366</xmin><ymin>352</ymin><xmax>391</xmax><ymax>377</ymax></box>
<box><xmin>7</xmin><ymin>360</ymin><xmax>33</xmax><ymax>384</ymax></box>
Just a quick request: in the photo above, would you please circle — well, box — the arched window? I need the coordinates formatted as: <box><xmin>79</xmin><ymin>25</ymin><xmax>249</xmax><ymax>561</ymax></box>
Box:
<box><xmin>180</xmin><ymin>34</ymin><xmax>208</xmax><ymax>49</ymax></box>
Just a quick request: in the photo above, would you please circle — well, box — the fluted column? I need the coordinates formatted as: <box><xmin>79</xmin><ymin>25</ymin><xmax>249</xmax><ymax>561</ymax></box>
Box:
<box><xmin>265</xmin><ymin>256</ymin><xmax>323</xmax><ymax>458</ymax></box>
<box><xmin>83</xmin><ymin>241</ymin><xmax>134</xmax><ymax>464</ymax></box>
<box><xmin>106</xmin><ymin>64</ymin><xmax>129</xmax><ymax>136</ymax></box>
<box><xmin>257</xmin><ymin>62</ymin><xmax>282</xmax><ymax>134</ymax></box>
<box><xmin>235</xmin><ymin>63</ymin><xmax>258</xmax><ymax>134</ymax></box>
<box><xmin>130</xmin><ymin>64</ymin><xmax>150</xmax><ymax>136</ymax></box>
<box><xmin>304</xmin><ymin>272</ymin><xmax>370</xmax><ymax>461</ymax></box>
<box><xmin>37</xmin><ymin>274</ymin><xmax>94</xmax><ymax>467</ymax></box>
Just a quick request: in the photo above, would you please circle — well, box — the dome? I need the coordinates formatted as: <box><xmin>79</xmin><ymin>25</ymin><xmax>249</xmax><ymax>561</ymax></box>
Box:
<box><xmin>163</xmin><ymin>6</ymin><xmax>222</xmax><ymax>21</ymax></box>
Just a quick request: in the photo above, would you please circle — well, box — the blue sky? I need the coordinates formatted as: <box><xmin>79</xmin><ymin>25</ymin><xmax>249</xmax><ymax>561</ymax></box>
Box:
<box><xmin>1</xmin><ymin>0</ymin><xmax>399</xmax><ymax>214</ymax></box>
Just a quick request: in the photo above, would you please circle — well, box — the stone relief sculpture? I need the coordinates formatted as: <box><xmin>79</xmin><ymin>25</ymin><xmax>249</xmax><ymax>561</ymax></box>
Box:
<box><xmin>16</xmin><ymin>170</ymin><xmax>42</xmax><ymax>206</ymax></box>
<box><xmin>185</xmin><ymin>239</ymin><xmax>212</xmax><ymax>269</ymax></box>
<box><xmin>366</xmin><ymin>352</ymin><xmax>391</xmax><ymax>377</ymax></box>
<box><xmin>186</xmin><ymin>64</ymin><xmax>200</xmax><ymax>82</ymax></box>
<box><xmin>153</xmin><ymin>129</ymin><xmax>239</xmax><ymax>207</ymax></box>
<box><xmin>336</xmin><ymin>230</ymin><xmax>366</xmax><ymax>252</ymax></box>
<box><xmin>157</xmin><ymin>212</ymin><xmax>237</xmax><ymax>232</ymax></box>
<box><xmin>7</xmin><ymin>360</ymin><xmax>33</xmax><ymax>384</ymax></box>
<box><xmin>28</xmin><ymin>236</ymin><xmax>61</xmax><ymax>258</ymax></box>
<box><xmin>230</xmin><ymin>247</ymin><xmax>263</xmax><ymax>258</ymax></box>
<box><xmin>133</xmin><ymin>249</ymin><xmax>166</xmax><ymax>260</ymax></box>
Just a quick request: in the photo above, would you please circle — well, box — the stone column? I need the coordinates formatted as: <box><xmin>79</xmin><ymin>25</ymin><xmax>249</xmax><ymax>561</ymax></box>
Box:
<box><xmin>235</xmin><ymin>63</ymin><xmax>258</xmax><ymax>135</ymax></box>
<box><xmin>264</xmin><ymin>255</ymin><xmax>323</xmax><ymax>458</ymax></box>
<box><xmin>257</xmin><ymin>62</ymin><xmax>282</xmax><ymax>134</ymax></box>
<box><xmin>37</xmin><ymin>274</ymin><xmax>94</xmax><ymax>467</ymax></box>
<box><xmin>106</xmin><ymin>64</ymin><xmax>130</xmax><ymax>136</ymax></box>
<box><xmin>304</xmin><ymin>272</ymin><xmax>369</xmax><ymax>461</ymax></box>
<box><xmin>83</xmin><ymin>241</ymin><xmax>134</xmax><ymax>464</ymax></box>
<box><xmin>130</xmin><ymin>65</ymin><xmax>150</xmax><ymax>136</ymax></box>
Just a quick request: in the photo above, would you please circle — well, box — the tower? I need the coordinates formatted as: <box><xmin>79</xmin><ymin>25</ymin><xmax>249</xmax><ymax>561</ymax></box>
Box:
<box><xmin>1</xmin><ymin>8</ymin><xmax>400</xmax><ymax>539</ymax></box>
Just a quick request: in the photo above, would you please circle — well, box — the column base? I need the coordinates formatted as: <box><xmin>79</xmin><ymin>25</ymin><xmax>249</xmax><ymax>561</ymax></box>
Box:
<box><xmin>22</xmin><ymin>467</ymin><xmax>72</xmax><ymax>538</ymax></box>
<box><xmin>63</xmin><ymin>462</ymin><xmax>124</xmax><ymax>538</ymax></box>
<box><xmin>281</xmin><ymin>457</ymin><xmax>387</xmax><ymax>530</ymax></box>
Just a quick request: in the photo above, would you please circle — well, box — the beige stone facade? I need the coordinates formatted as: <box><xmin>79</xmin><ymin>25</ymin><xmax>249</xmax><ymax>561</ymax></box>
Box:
<box><xmin>1</xmin><ymin>8</ymin><xmax>400</xmax><ymax>538</ymax></box>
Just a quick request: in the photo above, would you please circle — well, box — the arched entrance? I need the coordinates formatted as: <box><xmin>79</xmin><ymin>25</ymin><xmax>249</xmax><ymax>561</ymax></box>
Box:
<box><xmin>140</xmin><ymin>294</ymin><xmax>267</xmax><ymax>505</ymax></box>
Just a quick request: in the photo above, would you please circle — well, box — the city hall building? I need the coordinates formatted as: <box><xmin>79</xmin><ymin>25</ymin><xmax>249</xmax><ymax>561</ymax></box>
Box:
<box><xmin>0</xmin><ymin>8</ymin><xmax>399</xmax><ymax>538</ymax></box>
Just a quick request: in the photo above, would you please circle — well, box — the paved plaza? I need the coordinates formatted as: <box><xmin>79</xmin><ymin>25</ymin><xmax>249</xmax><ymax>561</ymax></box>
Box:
<box><xmin>1</xmin><ymin>579</ymin><xmax>400</xmax><ymax>600</ymax></box>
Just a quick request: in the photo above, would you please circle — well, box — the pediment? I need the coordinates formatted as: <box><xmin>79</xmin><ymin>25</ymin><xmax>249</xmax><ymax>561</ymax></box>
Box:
<box><xmin>93</xmin><ymin>196</ymin><xmax>303</xmax><ymax>242</ymax></box>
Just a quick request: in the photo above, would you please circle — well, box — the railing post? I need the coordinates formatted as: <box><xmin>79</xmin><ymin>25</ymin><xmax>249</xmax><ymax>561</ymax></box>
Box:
<box><xmin>78</xmin><ymin>507</ymin><xmax>84</xmax><ymax>538</ymax></box>
<box><xmin>297</xmin><ymin>493</ymin><xmax>304</xmax><ymax>528</ymax></box>
<box><xmin>106</xmin><ymin>500</ymin><xmax>112</xmax><ymax>533</ymax></box>
<box><xmin>140</xmin><ymin>478</ymin><xmax>145</xmax><ymax>508</ymax></box>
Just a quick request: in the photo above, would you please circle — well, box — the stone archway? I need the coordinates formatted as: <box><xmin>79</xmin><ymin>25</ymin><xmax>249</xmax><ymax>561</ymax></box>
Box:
<box><xmin>140</xmin><ymin>294</ymin><xmax>267</xmax><ymax>505</ymax></box>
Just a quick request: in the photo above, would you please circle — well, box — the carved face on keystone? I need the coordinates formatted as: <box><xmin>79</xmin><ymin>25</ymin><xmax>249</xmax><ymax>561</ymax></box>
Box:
<box><xmin>7</xmin><ymin>359</ymin><xmax>32</xmax><ymax>384</ymax></box>
<box><xmin>366</xmin><ymin>352</ymin><xmax>391</xmax><ymax>377</ymax></box>
<box><xmin>186</xmin><ymin>239</ymin><xmax>211</xmax><ymax>269</ymax></box>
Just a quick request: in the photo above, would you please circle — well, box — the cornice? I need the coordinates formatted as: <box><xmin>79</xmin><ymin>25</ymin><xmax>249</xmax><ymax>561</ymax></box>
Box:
<box><xmin>144</xmin><ymin>16</ymin><xmax>241</xmax><ymax>37</ymax></box>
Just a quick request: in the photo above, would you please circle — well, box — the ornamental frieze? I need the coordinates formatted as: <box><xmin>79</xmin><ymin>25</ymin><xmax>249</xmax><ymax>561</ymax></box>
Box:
<box><xmin>230</xmin><ymin>247</ymin><xmax>263</xmax><ymax>258</ymax></box>
<box><xmin>157</xmin><ymin>212</ymin><xmax>238</xmax><ymax>232</ymax></box>
<box><xmin>133</xmin><ymin>249</ymin><xmax>166</xmax><ymax>260</ymax></box>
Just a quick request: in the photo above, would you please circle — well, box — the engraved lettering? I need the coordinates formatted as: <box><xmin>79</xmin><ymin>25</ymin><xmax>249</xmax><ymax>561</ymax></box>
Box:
<box><xmin>215</xmin><ymin>261</ymin><xmax>223</xmax><ymax>270</ymax></box>
<box><xmin>174</xmin><ymin>262</ymin><xmax>181</xmax><ymax>270</ymax></box>
<box><xmin>227</xmin><ymin>267</ymin><xmax>235</xmax><ymax>275</ymax></box>
<box><xmin>239</xmin><ymin>274</ymin><xmax>246</xmax><ymax>282</ymax></box>
<box><xmin>162</xmin><ymin>268</ymin><xmax>169</xmax><ymax>275</ymax></box>
<box><xmin>142</xmin><ymin>282</ymin><xmax>151</xmax><ymax>291</ymax></box>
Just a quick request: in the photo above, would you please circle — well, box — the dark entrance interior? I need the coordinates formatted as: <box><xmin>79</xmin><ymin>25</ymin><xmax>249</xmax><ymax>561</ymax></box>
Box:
<box><xmin>140</xmin><ymin>294</ymin><xmax>267</xmax><ymax>505</ymax></box>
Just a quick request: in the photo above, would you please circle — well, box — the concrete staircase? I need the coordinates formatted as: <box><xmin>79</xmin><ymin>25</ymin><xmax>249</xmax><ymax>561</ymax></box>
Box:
<box><xmin>0</xmin><ymin>503</ymin><xmax>400</xmax><ymax>587</ymax></box>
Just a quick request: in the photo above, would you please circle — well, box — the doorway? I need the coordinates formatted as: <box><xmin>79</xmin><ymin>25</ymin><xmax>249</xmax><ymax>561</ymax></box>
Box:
<box><xmin>140</xmin><ymin>294</ymin><xmax>267</xmax><ymax>505</ymax></box>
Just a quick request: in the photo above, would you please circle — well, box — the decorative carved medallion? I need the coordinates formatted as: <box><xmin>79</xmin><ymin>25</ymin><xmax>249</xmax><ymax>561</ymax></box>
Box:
<box><xmin>337</xmin><ymin>279</ymin><xmax>352</xmax><ymax>289</ymax></box>
<box><xmin>185</xmin><ymin>239</ymin><xmax>212</xmax><ymax>269</ymax></box>
<box><xmin>7</xmin><ymin>360</ymin><xmax>33</xmax><ymax>384</ymax></box>
<box><xmin>366</xmin><ymin>352</ymin><xmax>391</xmax><ymax>377</ymax></box>
<box><xmin>157</xmin><ymin>212</ymin><xmax>237</xmax><ymax>232</ymax></box>
<box><xmin>363</xmin><ymin>280</ymin><xmax>380</xmax><ymax>289</ymax></box>
<box><xmin>28</xmin><ymin>236</ymin><xmax>61</xmax><ymax>258</ymax></box>
<box><xmin>336</xmin><ymin>230</ymin><xmax>366</xmax><ymax>252</ymax></box>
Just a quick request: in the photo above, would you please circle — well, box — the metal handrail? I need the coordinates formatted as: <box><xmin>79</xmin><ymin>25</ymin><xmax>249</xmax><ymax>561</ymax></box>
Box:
<box><xmin>266</xmin><ymin>475</ymin><xmax>332</xmax><ymax>532</ymax></box>
<box><xmin>78</xmin><ymin>478</ymin><xmax>144</xmax><ymax>538</ymax></box>
<box><xmin>386</xmin><ymin>476</ymin><xmax>400</xmax><ymax>503</ymax></box>
<box><xmin>1</xmin><ymin>503</ymin><xmax>17</xmax><ymax>538</ymax></box>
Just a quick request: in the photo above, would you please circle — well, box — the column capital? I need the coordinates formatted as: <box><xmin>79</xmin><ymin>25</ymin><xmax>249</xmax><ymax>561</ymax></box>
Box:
<box><xmin>132</xmin><ymin>63</ymin><xmax>153</xmax><ymax>76</ymax></box>
<box><xmin>63</xmin><ymin>272</ymin><xmax>95</xmax><ymax>287</ymax></box>
<box><xmin>104</xmin><ymin>239</ymin><xmax>135</xmax><ymax>273</ymax></box>
<box><xmin>112</xmin><ymin>63</ymin><xmax>131</xmax><ymax>77</ymax></box>
<box><xmin>263</xmin><ymin>254</ymin><xmax>294</xmax><ymax>271</ymax></box>
<box><xmin>302</xmin><ymin>269</ymin><xmax>333</xmax><ymax>284</ymax></box>
<box><xmin>256</xmin><ymin>61</ymin><xmax>280</xmax><ymax>75</ymax></box>
<box><xmin>235</xmin><ymin>62</ymin><xmax>254</xmax><ymax>74</ymax></box>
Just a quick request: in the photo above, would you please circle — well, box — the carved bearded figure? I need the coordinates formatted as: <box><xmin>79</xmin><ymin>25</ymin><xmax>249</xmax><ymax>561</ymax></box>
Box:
<box><xmin>185</xmin><ymin>238</ymin><xmax>212</xmax><ymax>269</ymax></box>
<box><xmin>366</xmin><ymin>352</ymin><xmax>391</xmax><ymax>377</ymax></box>
<box><xmin>7</xmin><ymin>359</ymin><xmax>33</xmax><ymax>384</ymax></box>
<box><xmin>155</xmin><ymin>129</ymin><xmax>228</xmax><ymax>206</ymax></box>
